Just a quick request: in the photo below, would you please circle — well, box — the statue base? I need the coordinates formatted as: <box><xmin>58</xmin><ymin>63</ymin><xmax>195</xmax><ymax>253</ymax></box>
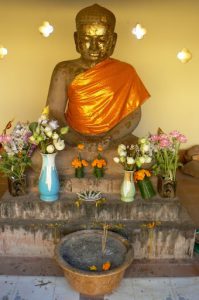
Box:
<box><xmin>0</xmin><ymin>192</ymin><xmax>196</xmax><ymax>260</ymax></box>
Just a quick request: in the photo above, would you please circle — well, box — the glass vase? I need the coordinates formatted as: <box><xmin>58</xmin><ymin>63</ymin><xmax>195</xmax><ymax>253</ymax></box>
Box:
<box><xmin>8</xmin><ymin>175</ymin><xmax>27</xmax><ymax>197</ymax></box>
<box><xmin>137</xmin><ymin>176</ymin><xmax>156</xmax><ymax>200</ymax></box>
<box><xmin>157</xmin><ymin>176</ymin><xmax>177</xmax><ymax>198</ymax></box>
<box><xmin>120</xmin><ymin>170</ymin><xmax>135</xmax><ymax>202</ymax></box>
<box><xmin>39</xmin><ymin>153</ymin><xmax>60</xmax><ymax>202</ymax></box>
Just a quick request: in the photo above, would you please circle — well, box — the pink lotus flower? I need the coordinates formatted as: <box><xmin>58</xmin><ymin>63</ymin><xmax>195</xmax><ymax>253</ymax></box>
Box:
<box><xmin>159</xmin><ymin>138</ymin><xmax>171</xmax><ymax>148</ymax></box>
<box><xmin>177</xmin><ymin>134</ymin><xmax>187</xmax><ymax>143</ymax></box>
<box><xmin>169</xmin><ymin>130</ymin><xmax>181</xmax><ymax>138</ymax></box>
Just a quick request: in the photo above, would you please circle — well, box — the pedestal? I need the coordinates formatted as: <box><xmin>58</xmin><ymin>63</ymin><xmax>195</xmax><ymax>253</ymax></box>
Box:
<box><xmin>0</xmin><ymin>192</ymin><xmax>196</xmax><ymax>259</ymax></box>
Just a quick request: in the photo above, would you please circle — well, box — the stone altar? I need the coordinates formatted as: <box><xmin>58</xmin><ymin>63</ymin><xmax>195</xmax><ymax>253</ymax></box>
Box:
<box><xmin>0</xmin><ymin>184</ymin><xmax>196</xmax><ymax>260</ymax></box>
<box><xmin>0</xmin><ymin>4</ymin><xmax>196</xmax><ymax>264</ymax></box>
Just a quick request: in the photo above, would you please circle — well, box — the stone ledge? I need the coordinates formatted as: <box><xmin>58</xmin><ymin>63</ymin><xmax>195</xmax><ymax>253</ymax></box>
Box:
<box><xmin>0</xmin><ymin>220</ymin><xmax>195</xmax><ymax>259</ymax></box>
<box><xmin>0</xmin><ymin>192</ymin><xmax>192</xmax><ymax>223</ymax></box>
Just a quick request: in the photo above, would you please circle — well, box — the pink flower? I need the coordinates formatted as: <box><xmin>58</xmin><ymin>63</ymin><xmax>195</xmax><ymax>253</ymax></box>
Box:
<box><xmin>4</xmin><ymin>135</ymin><xmax>12</xmax><ymax>142</ymax></box>
<box><xmin>169</xmin><ymin>130</ymin><xmax>181</xmax><ymax>138</ymax></box>
<box><xmin>150</xmin><ymin>134</ymin><xmax>159</xmax><ymax>142</ymax></box>
<box><xmin>159</xmin><ymin>134</ymin><xmax>169</xmax><ymax>140</ymax></box>
<box><xmin>159</xmin><ymin>138</ymin><xmax>171</xmax><ymax>148</ymax></box>
<box><xmin>177</xmin><ymin>134</ymin><xmax>187</xmax><ymax>143</ymax></box>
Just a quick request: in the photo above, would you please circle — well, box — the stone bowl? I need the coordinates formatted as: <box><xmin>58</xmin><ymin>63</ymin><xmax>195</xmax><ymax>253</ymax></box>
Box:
<box><xmin>54</xmin><ymin>229</ymin><xmax>133</xmax><ymax>296</ymax></box>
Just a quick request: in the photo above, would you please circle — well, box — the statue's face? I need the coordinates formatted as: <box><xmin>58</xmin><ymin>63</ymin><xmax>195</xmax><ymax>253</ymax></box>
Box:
<box><xmin>74</xmin><ymin>23</ymin><xmax>117</xmax><ymax>65</ymax></box>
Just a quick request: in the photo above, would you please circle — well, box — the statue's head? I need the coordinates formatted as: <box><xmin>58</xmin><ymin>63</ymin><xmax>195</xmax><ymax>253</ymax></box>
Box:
<box><xmin>74</xmin><ymin>4</ymin><xmax>117</xmax><ymax>65</ymax></box>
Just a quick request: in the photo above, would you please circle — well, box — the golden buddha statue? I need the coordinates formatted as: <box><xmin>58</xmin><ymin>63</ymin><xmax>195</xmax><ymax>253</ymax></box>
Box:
<box><xmin>47</xmin><ymin>4</ymin><xmax>150</xmax><ymax>147</ymax></box>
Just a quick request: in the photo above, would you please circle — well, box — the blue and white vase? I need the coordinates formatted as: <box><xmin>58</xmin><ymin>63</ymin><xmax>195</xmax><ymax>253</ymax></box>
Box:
<box><xmin>38</xmin><ymin>152</ymin><xmax>60</xmax><ymax>202</ymax></box>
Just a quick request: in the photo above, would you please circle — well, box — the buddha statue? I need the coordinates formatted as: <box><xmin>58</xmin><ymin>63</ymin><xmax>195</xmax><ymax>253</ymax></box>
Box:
<box><xmin>46</xmin><ymin>4</ymin><xmax>150</xmax><ymax>147</ymax></box>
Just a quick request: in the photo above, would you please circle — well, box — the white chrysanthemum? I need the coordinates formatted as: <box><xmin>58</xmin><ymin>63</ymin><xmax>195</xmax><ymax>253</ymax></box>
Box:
<box><xmin>113</xmin><ymin>157</ymin><xmax>120</xmax><ymax>163</ymax></box>
<box><xmin>46</xmin><ymin>144</ymin><xmax>55</xmax><ymax>153</ymax></box>
<box><xmin>127</xmin><ymin>157</ymin><xmax>135</xmax><ymax>164</ymax></box>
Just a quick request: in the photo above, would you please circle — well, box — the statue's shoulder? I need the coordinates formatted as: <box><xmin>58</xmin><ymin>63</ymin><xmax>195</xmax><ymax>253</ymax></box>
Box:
<box><xmin>51</xmin><ymin>59</ymin><xmax>82</xmax><ymax>82</ymax></box>
<box><xmin>53</xmin><ymin>59</ymin><xmax>80</xmax><ymax>72</ymax></box>
<box><xmin>111</xmin><ymin>58</ymin><xmax>136</xmax><ymax>73</ymax></box>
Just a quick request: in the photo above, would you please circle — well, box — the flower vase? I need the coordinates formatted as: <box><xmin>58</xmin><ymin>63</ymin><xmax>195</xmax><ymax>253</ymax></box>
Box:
<box><xmin>75</xmin><ymin>167</ymin><xmax>84</xmax><ymax>178</ymax></box>
<box><xmin>120</xmin><ymin>170</ymin><xmax>135</xmax><ymax>202</ymax></box>
<box><xmin>157</xmin><ymin>176</ymin><xmax>177</xmax><ymax>198</ymax></box>
<box><xmin>94</xmin><ymin>167</ymin><xmax>104</xmax><ymax>179</ymax></box>
<box><xmin>39</xmin><ymin>153</ymin><xmax>60</xmax><ymax>202</ymax></box>
<box><xmin>137</xmin><ymin>177</ymin><xmax>156</xmax><ymax>200</ymax></box>
<box><xmin>8</xmin><ymin>175</ymin><xmax>27</xmax><ymax>197</ymax></box>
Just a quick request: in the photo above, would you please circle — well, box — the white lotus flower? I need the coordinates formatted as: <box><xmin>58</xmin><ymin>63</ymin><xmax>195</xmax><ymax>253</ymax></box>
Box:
<box><xmin>118</xmin><ymin>144</ymin><xmax>126</xmax><ymax>154</ymax></box>
<box><xmin>49</xmin><ymin>120</ymin><xmax>59</xmax><ymax>130</ymax></box>
<box><xmin>54</xmin><ymin>139</ymin><xmax>65</xmax><ymax>151</ymax></box>
<box><xmin>127</xmin><ymin>157</ymin><xmax>135</xmax><ymax>164</ymax></box>
<box><xmin>119</xmin><ymin>150</ymin><xmax>127</xmax><ymax>157</ymax></box>
<box><xmin>46</xmin><ymin>144</ymin><xmax>55</xmax><ymax>153</ymax></box>
<box><xmin>113</xmin><ymin>157</ymin><xmax>120</xmax><ymax>163</ymax></box>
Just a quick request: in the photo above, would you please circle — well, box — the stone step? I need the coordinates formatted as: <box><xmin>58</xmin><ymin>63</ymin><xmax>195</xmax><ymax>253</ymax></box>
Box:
<box><xmin>0</xmin><ymin>219</ymin><xmax>195</xmax><ymax>259</ymax></box>
<box><xmin>0</xmin><ymin>192</ymin><xmax>190</xmax><ymax>222</ymax></box>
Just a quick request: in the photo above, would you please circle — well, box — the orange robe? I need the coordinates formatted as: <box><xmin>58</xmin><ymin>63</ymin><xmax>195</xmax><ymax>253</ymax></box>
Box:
<box><xmin>66</xmin><ymin>58</ymin><xmax>150</xmax><ymax>135</ymax></box>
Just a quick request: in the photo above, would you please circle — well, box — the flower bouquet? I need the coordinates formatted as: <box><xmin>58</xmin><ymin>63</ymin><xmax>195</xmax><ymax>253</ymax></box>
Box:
<box><xmin>114</xmin><ymin>138</ymin><xmax>155</xmax><ymax>200</ymax></box>
<box><xmin>91</xmin><ymin>145</ymin><xmax>107</xmax><ymax>178</ymax></box>
<box><xmin>72</xmin><ymin>144</ymin><xmax>88</xmax><ymax>178</ymax></box>
<box><xmin>149</xmin><ymin>129</ymin><xmax>187</xmax><ymax>197</ymax></box>
<box><xmin>29</xmin><ymin>106</ymin><xmax>68</xmax><ymax>154</ymax></box>
<box><xmin>29</xmin><ymin>106</ymin><xmax>69</xmax><ymax>202</ymax></box>
<box><xmin>0</xmin><ymin>120</ymin><xmax>34</xmax><ymax>196</ymax></box>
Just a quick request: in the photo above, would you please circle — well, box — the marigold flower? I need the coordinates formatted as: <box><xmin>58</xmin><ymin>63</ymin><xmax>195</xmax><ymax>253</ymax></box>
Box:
<box><xmin>134</xmin><ymin>169</ymin><xmax>151</xmax><ymax>181</ymax></box>
<box><xmin>82</xmin><ymin>159</ymin><xmax>88</xmax><ymax>167</ymax></box>
<box><xmin>72</xmin><ymin>158</ymin><xmax>82</xmax><ymax>168</ymax></box>
<box><xmin>97</xmin><ymin>144</ymin><xmax>103</xmax><ymax>152</ymax></box>
<box><xmin>77</xmin><ymin>143</ymin><xmax>84</xmax><ymax>150</ymax></box>
<box><xmin>102</xmin><ymin>261</ymin><xmax>111</xmax><ymax>271</ymax></box>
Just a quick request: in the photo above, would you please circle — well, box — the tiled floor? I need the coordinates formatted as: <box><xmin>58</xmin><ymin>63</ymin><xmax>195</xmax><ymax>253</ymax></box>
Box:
<box><xmin>0</xmin><ymin>275</ymin><xmax>199</xmax><ymax>300</ymax></box>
